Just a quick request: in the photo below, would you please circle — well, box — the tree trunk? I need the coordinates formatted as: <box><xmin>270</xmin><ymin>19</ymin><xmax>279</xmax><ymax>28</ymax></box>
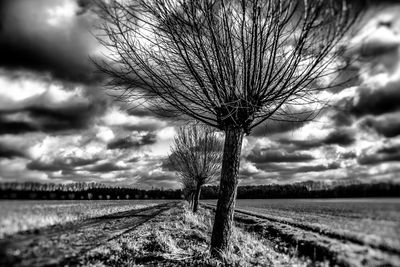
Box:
<box><xmin>189</xmin><ymin>192</ymin><xmax>194</xmax><ymax>209</ymax></box>
<box><xmin>192</xmin><ymin>184</ymin><xmax>202</xmax><ymax>213</ymax></box>
<box><xmin>210</xmin><ymin>127</ymin><xmax>244</xmax><ymax>257</ymax></box>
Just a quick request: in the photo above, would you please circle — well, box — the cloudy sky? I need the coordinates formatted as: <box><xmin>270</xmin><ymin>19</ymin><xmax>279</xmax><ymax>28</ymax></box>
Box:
<box><xmin>0</xmin><ymin>0</ymin><xmax>400</xmax><ymax>189</ymax></box>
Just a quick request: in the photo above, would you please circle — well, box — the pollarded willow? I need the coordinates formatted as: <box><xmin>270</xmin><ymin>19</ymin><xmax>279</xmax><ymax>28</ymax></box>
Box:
<box><xmin>96</xmin><ymin>0</ymin><xmax>364</xmax><ymax>256</ymax></box>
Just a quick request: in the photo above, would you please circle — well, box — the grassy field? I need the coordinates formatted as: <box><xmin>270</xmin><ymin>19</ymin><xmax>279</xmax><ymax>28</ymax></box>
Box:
<box><xmin>0</xmin><ymin>200</ymin><xmax>170</xmax><ymax>238</ymax></box>
<box><xmin>203</xmin><ymin>198</ymin><xmax>400</xmax><ymax>253</ymax></box>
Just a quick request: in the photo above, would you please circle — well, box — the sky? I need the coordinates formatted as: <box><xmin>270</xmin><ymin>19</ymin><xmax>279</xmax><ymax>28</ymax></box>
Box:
<box><xmin>0</xmin><ymin>0</ymin><xmax>400</xmax><ymax>189</ymax></box>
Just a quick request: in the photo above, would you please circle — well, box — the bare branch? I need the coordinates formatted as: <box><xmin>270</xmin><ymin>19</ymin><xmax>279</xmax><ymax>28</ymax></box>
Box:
<box><xmin>168</xmin><ymin>124</ymin><xmax>223</xmax><ymax>189</ymax></box>
<box><xmin>95</xmin><ymin>0</ymin><xmax>363</xmax><ymax>135</ymax></box>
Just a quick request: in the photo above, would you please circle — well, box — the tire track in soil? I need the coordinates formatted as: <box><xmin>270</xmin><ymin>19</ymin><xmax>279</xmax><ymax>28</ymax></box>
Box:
<box><xmin>202</xmin><ymin>203</ymin><xmax>400</xmax><ymax>267</ymax></box>
<box><xmin>0</xmin><ymin>201</ymin><xmax>178</xmax><ymax>267</ymax></box>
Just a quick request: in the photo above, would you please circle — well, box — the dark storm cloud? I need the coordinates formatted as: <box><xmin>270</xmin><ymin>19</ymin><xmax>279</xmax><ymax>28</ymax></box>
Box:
<box><xmin>323</xmin><ymin>130</ymin><xmax>356</xmax><ymax>146</ymax></box>
<box><xmin>358</xmin><ymin>145</ymin><xmax>400</xmax><ymax>165</ymax></box>
<box><xmin>277</xmin><ymin>138</ymin><xmax>319</xmax><ymax>150</ymax></box>
<box><xmin>379</xmin><ymin>146</ymin><xmax>400</xmax><ymax>154</ymax></box>
<box><xmin>278</xmin><ymin>128</ymin><xmax>355</xmax><ymax>150</ymax></box>
<box><xmin>348</xmin><ymin>3</ymin><xmax>400</xmax><ymax>57</ymax></box>
<box><xmin>252</xmin><ymin>119</ymin><xmax>306</xmax><ymax>137</ymax></box>
<box><xmin>127</xmin><ymin>108</ymin><xmax>155</xmax><ymax>118</ymax></box>
<box><xmin>127</xmin><ymin>156</ymin><xmax>140</xmax><ymax>163</ymax></box>
<box><xmin>345</xmin><ymin>7</ymin><xmax>400</xmax><ymax>120</ymax></box>
<box><xmin>358</xmin><ymin>30</ymin><xmax>400</xmax><ymax>58</ymax></box>
<box><xmin>246</xmin><ymin>149</ymin><xmax>314</xmax><ymax>164</ymax></box>
<box><xmin>107</xmin><ymin>133</ymin><xmax>157</xmax><ymax>150</ymax></box>
<box><xmin>103</xmin><ymin>107</ymin><xmax>168</xmax><ymax>132</ymax></box>
<box><xmin>253</xmin><ymin>162</ymin><xmax>340</xmax><ymax>174</ymax></box>
<box><xmin>27</xmin><ymin>105</ymin><xmax>96</xmax><ymax>131</ymax></box>
<box><xmin>0</xmin><ymin>0</ymin><xmax>102</xmax><ymax>83</ymax></box>
<box><xmin>122</xmin><ymin>123</ymin><xmax>165</xmax><ymax>132</ymax></box>
<box><xmin>329</xmin><ymin>110</ymin><xmax>354</xmax><ymax>127</ymax></box>
<box><xmin>238</xmin><ymin>167</ymin><xmax>258</xmax><ymax>179</ymax></box>
<box><xmin>296</xmin><ymin>162</ymin><xmax>341</xmax><ymax>173</ymax></box>
<box><xmin>161</xmin><ymin>156</ymin><xmax>174</xmax><ymax>172</ymax></box>
<box><xmin>27</xmin><ymin>161</ymin><xmax>65</xmax><ymax>172</ymax></box>
<box><xmin>361</xmin><ymin>113</ymin><xmax>400</xmax><ymax>137</ymax></box>
<box><xmin>351</xmin><ymin>86</ymin><xmax>400</xmax><ymax>117</ymax></box>
<box><xmin>87</xmin><ymin>162</ymin><xmax>130</xmax><ymax>173</ymax></box>
<box><xmin>76</xmin><ymin>0</ymin><xmax>95</xmax><ymax>10</ymax></box>
<box><xmin>0</xmin><ymin>77</ymin><xmax>110</xmax><ymax>135</ymax></box>
<box><xmin>0</xmin><ymin>101</ymin><xmax>106</xmax><ymax>134</ymax></box>
<box><xmin>0</xmin><ymin>143</ymin><xmax>25</xmax><ymax>159</ymax></box>
<box><xmin>27</xmin><ymin>157</ymin><xmax>100</xmax><ymax>172</ymax></box>
<box><xmin>0</xmin><ymin>117</ymin><xmax>36</xmax><ymax>135</ymax></box>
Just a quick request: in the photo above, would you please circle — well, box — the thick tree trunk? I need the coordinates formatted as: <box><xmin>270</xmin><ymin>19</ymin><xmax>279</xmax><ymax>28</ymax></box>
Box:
<box><xmin>210</xmin><ymin>127</ymin><xmax>244</xmax><ymax>257</ymax></box>
<box><xmin>192</xmin><ymin>184</ymin><xmax>202</xmax><ymax>213</ymax></box>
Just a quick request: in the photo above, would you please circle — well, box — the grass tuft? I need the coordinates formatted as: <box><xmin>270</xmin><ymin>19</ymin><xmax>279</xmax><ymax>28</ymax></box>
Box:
<box><xmin>142</xmin><ymin>229</ymin><xmax>181</xmax><ymax>255</ymax></box>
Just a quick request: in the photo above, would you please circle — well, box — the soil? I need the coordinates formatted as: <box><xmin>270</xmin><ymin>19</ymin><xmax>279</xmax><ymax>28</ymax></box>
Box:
<box><xmin>0</xmin><ymin>201</ymin><xmax>177</xmax><ymax>267</ymax></box>
<box><xmin>201</xmin><ymin>203</ymin><xmax>400</xmax><ymax>267</ymax></box>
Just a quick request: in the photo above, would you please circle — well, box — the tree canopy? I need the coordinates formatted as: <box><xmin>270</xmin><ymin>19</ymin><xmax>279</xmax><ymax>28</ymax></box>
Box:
<box><xmin>97</xmin><ymin>0</ymin><xmax>362</xmax><ymax>134</ymax></box>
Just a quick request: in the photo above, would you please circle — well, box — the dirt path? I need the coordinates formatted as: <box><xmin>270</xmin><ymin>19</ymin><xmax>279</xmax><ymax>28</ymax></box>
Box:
<box><xmin>0</xmin><ymin>201</ymin><xmax>177</xmax><ymax>267</ymax></box>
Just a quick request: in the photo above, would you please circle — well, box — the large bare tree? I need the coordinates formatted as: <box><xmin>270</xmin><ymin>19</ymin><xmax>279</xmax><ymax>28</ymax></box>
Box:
<box><xmin>96</xmin><ymin>0</ymin><xmax>363</xmax><ymax>256</ymax></box>
<box><xmin>169</xmin><ymin>125</ymin><xmax>223</xmax><ymax>213</ymax></box>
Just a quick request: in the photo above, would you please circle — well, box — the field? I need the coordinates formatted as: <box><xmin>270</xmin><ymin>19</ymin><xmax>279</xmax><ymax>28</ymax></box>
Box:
<box><xmin>1</xmin><ymin>201</ymin><xmax>313</xmax><ymax>266</ymax></box>
<box><xmin>203</xmin><ymin>198</ymin><xmax>400</xmax><ymax>266</ymax></box>
<box><xmin>1</xmin><ymin>199</ymin><xmax>400</xmax><ymax>266</ymax></box>
<box><xmin>0</xmin><ymin>200</ymin><xmax>169</xmax><ymax>238</ymax></box>
<box><xmin>235</xmin><ymin>198</ymin><xmax>400</xmax><ymax>251</ymax></box>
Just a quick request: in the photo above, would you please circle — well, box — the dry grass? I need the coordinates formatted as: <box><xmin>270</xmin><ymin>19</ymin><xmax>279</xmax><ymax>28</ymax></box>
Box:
<box><xmin>0</xmin><ymin>200</ymin><xmax>162</xmax><ymax>238</ymax></box>
<box><xmin>78</xmin><ymin>203</ymin><xmax>309</xmax><ymax>266</ymax></box>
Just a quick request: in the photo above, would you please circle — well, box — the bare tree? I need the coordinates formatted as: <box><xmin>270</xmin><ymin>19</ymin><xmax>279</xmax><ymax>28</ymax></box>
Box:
<box><xmin>169</xmin><ymin>125</ymin><xmax>223</xmax><ymax>213</ymax></box>
<box><xmin>96</xmin><ymin>0</ymin><xmax>363</xmax><ymax>256</ymax></box>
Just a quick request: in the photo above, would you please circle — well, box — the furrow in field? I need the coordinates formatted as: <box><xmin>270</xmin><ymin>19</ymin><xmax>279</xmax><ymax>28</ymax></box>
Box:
<box><xmin>201</xmin><ymin>203</ymin><xmax>399</xmax><ymax>255</ymax></box>
<box><xmin>201</xmin><ymin>203</ymin><xmax>400</xmax><ymax>267</ymax></box>
<box><xmin>234</xmin><ymin>207</ymin><xmax>400</xmax><ymax>255</ymax></box>
<box><xmin>234</xmin><ymin>212</ymin><xmax>400</xmax><ymax>267</ymax></box>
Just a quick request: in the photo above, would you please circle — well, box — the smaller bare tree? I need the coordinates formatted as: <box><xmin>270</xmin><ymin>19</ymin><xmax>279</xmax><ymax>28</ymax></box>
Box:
<box><xmin>169</xmin><ymin>125</ymin><xmax>223</xmax><ymax>213</ymax></box>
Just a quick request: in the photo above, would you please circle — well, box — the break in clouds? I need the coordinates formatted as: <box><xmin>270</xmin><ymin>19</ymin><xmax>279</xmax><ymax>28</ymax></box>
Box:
<box><xmin>0</xmin><ymin>0</ymin><xmax>400</xmax><ymax>188</ymax></box>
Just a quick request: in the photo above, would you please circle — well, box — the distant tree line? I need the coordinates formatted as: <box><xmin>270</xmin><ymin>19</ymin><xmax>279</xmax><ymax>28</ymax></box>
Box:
<box><xmin>201</xmin><ymin>181</ymin><xmax>400</xmax><ymax>199</ymax></box>
<box><xmin>0</xmin><ymin>182</ymin><xmax>182</xmax><ymax>200</ymax></box>
<box><xmin>1</xmin><ymin>181</ymin><xmax>399</xmax><ymax>200</ymax></box>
